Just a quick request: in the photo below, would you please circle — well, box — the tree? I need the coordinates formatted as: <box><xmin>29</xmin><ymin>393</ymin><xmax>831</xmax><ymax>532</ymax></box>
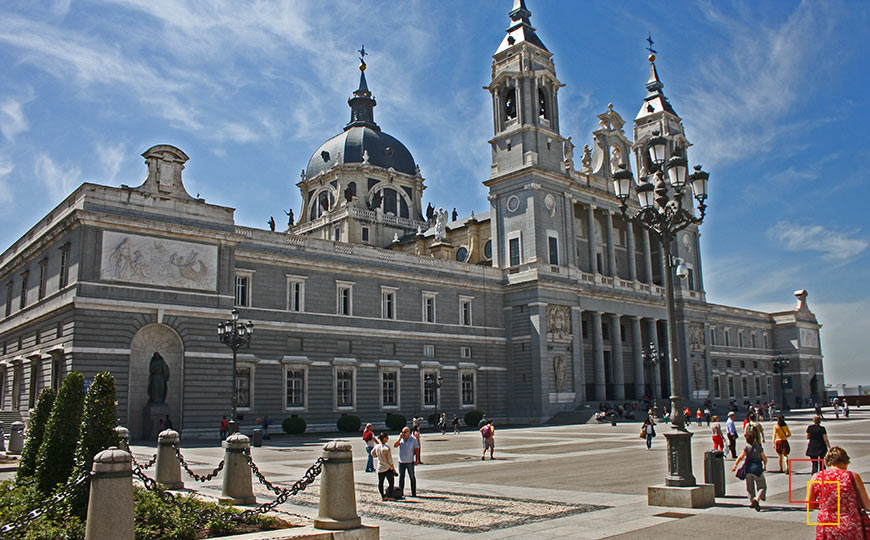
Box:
<box><xmin>15</xmin><ymin>388</ymin><xmax>56</xmax><ymax>483</ymax></box>
<box><xmin>35</xmin><ymin>371</ymin><xmax>85</xmax><ymax>494</ymax></box>
<box><xmin>70</xmin><ymin>371</ymin><xmax>119</xmax><ymax>518</ymax></box>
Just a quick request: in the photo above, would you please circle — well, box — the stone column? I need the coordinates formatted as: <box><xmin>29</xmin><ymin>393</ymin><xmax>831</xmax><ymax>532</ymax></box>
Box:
<box><xmin>571</xmin><ymin>307</ymin><xmax>585</xmax><ymax>403</ymax></box>
<box><xmin>156</xmin><ymin>429</ymin><xmax>184</xmax><ymax>489</ymax></box>
<box><xmin>642</xmin><ymin>229</ymin><xmax>653</xmax><ymax>284</ymax></box>
<box><xmin>85</xmin><ymin>447</ymin><xmax>134</xmax><ymax>540</ymax></box>
<box><xmin>610</xmin><ymin>314</ymin><xmax>625</xmax><ymax>400</ymax></box>
<box><xmin>632</xmin><ymin>316</ymin><xmax>645</xmax><ymax>400</ymax></box>
<box><xmin>592</xmin><ymin>311</ymin><xmax>605</xmax><ymax>401</ymax></box>
<box><xmin>626</xmin><ymin>220</ymin><xmax>637</xmax><ymax>281</ymax></box>
<box><xmin>605</xmin><ymin>211</ymin><xmax>616</xmax><ymax>277</ymax></box>
<box><xmin>647</xmin><ymin>318</ymin><xmax>661</xmax><ymax>400</ymax></box>
<box><xmin>586</xmin><ymin>204</ymin><xmax>598</xmax><ymax>274</ymax></box>
<box><xmin>115</xmin><ymin>426</ymin><xmax>130</xmax><ymax>452</ymax></box>
<box><xmin>314</xmin><ymin>441</ymin><xmax>362</xmax><ymax>530</ymax></box>
<box><xmin>220</xmin><ymin>433</ymin><xmax>255</xmax><ymax>505</ymax></box>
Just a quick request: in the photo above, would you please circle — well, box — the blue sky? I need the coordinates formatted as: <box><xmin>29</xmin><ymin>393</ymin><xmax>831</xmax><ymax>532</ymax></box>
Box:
<box><xmin>0</xmin><ymin>1</ymin><xmax>867</xmax><ymax>385</ymax></box>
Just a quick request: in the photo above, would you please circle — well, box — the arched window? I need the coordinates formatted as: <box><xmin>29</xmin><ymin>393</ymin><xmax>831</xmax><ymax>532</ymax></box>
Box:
<box><xmin>371</xmin><ymin>187</ymin><xmax>410</xmax><ymax>219</ymax></box>
<box><xmin>309</xmin><ymin>189</ymin><xmax>334</xmax><ymax>221</ymax></box>
<box><xmin>538</xmin><ymin>88</ymin><xmax>548</xmax><ymax>120</ymax></box>
<box><xmin>504</xmin><ymin>88</ymin><xmax>517</xmax><ymax>121</ymax></box>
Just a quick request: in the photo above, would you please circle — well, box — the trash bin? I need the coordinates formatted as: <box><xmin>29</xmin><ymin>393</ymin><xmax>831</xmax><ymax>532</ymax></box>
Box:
<box><xmin>252</xmin><ymin>428</ymin><xmax>262</xmax><ymax>447</ymax></box>
<box><xmin>8</xmin><ymin>421</ymin><xmax>25</xmax><ymax>454</ymax></box>
<box><xmin>704</xmin><ymin>450</ymin><xmax>726</xmax><ymax>497</ymax></box>
<box><xmin>609</xmin><ymin>412</ymin><xmax>617</xmax><ymax>426</ymax></box>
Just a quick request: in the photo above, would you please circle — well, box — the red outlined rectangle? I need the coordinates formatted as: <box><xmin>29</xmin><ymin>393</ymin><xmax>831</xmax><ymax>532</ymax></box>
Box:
<box><xmin>789</xmin><ymin>458</ymin><xmax>824</xmax><ymax>504</ymax></box>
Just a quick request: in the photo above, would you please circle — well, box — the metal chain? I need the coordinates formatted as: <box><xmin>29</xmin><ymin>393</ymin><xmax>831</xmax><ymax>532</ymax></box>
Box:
<box><xmin>0</xmin><ymin>471</ymin><xmax>91</xmax><ymax>536</ymax></box>
<box><xmin>172</xmin><ymin>444</ymin><xmax>224</xmax><ymax>482</ymax></box>
<box><xmin>130</xmin><ymin>452</ymin><xmax>158</xmax><ymax>471</ymax></box>
<box><xmin>236</xmin><ymin>453</ymin><xmax>326</xmax><ymax>519</ymax></box>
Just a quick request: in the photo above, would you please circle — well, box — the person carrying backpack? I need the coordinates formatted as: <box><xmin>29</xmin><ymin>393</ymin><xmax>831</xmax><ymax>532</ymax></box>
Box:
<box><xmin>480</xmin><ymin>420</ymin><xmax>495</xmax><ymax>460</ymax></box>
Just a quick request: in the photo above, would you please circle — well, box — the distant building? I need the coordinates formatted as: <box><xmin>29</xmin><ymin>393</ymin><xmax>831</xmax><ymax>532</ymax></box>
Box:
<box><xmin>0</xmin><ymin>1</ymin><xmax>823</xmax><ymax>437</ymax></box>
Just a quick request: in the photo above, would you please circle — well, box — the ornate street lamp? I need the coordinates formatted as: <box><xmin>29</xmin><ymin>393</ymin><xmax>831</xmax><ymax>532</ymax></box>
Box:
<box><xmin>217</xmin><ymin>308</ymin><xmax>253</xmax><ymax>434</ymax></box>
<box><xmin>772</xmin><ymin>355</ymin><xmax>790</xmax><ymax>411</ymax></box>
<box><xmin>613</xmin><ymin>134</ymin><xmax>710</xmax><ymax>489</ymax></box>
<box><xmin>425</xmin><ymin>373</ymin><xmax>444</xmax><ymax>419</ymax></box>
<box><xmin>642</xmin><ymin>341</ymin><xmax>663</xmax><ymax>410</ymax></box>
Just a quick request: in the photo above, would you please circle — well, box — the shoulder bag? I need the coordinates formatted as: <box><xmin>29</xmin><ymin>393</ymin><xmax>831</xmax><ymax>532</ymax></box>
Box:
<box><xmin>848</xmin><ymin>472</ymin><xmax>870</xmax><ymax>539</ymax></box>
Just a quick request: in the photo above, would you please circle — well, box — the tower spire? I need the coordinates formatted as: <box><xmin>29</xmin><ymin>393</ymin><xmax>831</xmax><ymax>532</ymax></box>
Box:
<box><xmin>636</xmin><ymin>41</ymin><xmax>677</xmax><ymax>120</ymax></box>
<box><xmin>346</xmin><ymin>45</ymin><xmax>378</xmax><ymax>131</ymax></box>
<box><xmin>497</xmin><ymin>0</ymin><xmax>548</xmax><ymax>53</ymax></box>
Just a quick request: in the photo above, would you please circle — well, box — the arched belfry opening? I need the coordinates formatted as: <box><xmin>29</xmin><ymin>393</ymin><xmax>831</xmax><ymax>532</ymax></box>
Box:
<box><xmin>538</xmin><ymin>88</ymin><xmax>548</xmax><ymax>120</ymax></box>
<box><xmin>504</xmin><ymin>88</ymin><xmax>517</xmax><ymax>121</ymax></box>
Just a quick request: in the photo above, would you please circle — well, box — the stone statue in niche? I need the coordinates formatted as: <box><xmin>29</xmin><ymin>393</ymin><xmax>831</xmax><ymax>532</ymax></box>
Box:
<box><xmin>434</xmin><ymin>208</ymin><xmax>447</xmax><ymax>240</ymax></box>
<box><xmin>581</xmin><ymin>145</ymin><xmax>592</xmax><ymax>171</ymax></box>
<box><xmin>564</xmin><ymin>137</ymin><xmax>574</xmax><ymax>162</ymax></box>
<box><xmin>147</xmin><ymin>352</ymin><xmax>170</xmax><ymax>405</ymax></box>
<box><xmin>546</xmin><ymin>304</ymin><xmax>571</xmax><ymax>341</ymax></box>
<box><xmin>554</xmin><ymin>356</ymin><xmax>568</xmax><ymax>393</ymax></box>
<box><xmin>610</xmin><ymin>147</ymin><xmax>622</xmax><ymax>173</ymax></box>
<box><xmin>689</xmin><ymin>322</ymin><xmax>705</xmax><ymax>351</ymax></box>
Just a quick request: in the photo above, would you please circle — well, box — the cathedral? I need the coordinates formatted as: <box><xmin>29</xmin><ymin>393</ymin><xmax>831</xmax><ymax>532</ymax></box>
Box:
<box><xmin>0</xmin><ymin>1</ymin><xmax>823</xmax><ymax>438</ymax></box>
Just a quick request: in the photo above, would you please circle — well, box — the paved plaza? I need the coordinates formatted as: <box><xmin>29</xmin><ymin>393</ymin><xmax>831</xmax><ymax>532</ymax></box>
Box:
<box><xmin>108</xmin><ymin>407</ymin><xmax>869</xmax><ymax>539</ymax></box>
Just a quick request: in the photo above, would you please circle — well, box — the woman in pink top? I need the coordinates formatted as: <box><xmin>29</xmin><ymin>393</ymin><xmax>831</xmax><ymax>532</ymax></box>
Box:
<box><xmin>807</xmin><ymin>446</ymin><xmax>870</xmax><ymax>540</ymax></box>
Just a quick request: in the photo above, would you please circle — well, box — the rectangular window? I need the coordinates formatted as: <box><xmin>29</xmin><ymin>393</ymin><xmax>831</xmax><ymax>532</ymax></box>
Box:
<box><xmin>763</xmin><ymin>334</ymin><xmax>769</xmax><ymax>349</ymax></box>
<box><xmin>509</xmin><ymin>237</ymin><xmax>520</xmax><ymax>266</ymax></box>
<box><xmin>728</xmin><ymin>376</ymin><xmax>735</xmax><ymax>398</ymax></box>
<box><xmin>336</xmin><ymin>369</ymin><xmax>353</xmax><ymax>407</ymax></box>
<box><xmin>755</xmin><ymin>376</ymin><xmax>761</xmax><ymax>396</ymax></box>
<box><xmin>710</xmin><ymin>328</ymin><xmax>716</xmax><ymax>346</ymax></box>
<box><xmin>766</xmin><ymin>377</ymin><xmax>772</xmax><ymax>397</ymax></box>
<box><xmin>687</xmin><ymin>268</ymin><xmax>695</xmax><ymax>291</ymax></box>
<box><xmin>235</xmin><ymin>366</ymin><xmax>251</xmax><ymax>409</ymax></box>
<box><xmin>621</xmin><ymin>324</ymin><xmax>627</xmax><ymax>342</ymax></box>
<box><xmin>582</xmin><ymin>320</ymin><xmax>588</xmax><ymax>339</ymax></box>
<box><xmin>725</xmin><ymin>330</ymin><xmax>731</xmax><ymax>347</ymax></box>
<box><xmin>38</xmin><ymin>259</ymin><xmax>48</xmax><ymax>301</ymax></box>
<box><xmin>333</xmin><ymin>228</ymin><xmax>341</xmax><ymax>242</ymax></box>
<box><xmin>19</xmin><ymin>271</ymin><xmax>29</xmax><ymax>309</ymax></box>
<box><xmin>602</xmin><ymin>322</ymin><xmax>609</xmax><ymax>341</ymax></box>
<box><xmin>713</xmin><ymin>376</ymin><xmax>721</xmax><ymax>399</ymax></box>
<box><xmin>461</xmin><ymin>372</ymin><xmax>475</xmax><ymax>406</ymax></box>
<box><xmin>382</xmin><ymin>371</ymin><xmax>398</xmax><ymax>407</ymax></box>
<box><xmin>51</xmin><ymin>357</ymin><xmax>63</xmax><ymax>391</ymax></box>
<box><xmin>59</xmin><ymin>245</ymin><xmax>70</xmax><ymax>289</ymax></box>
<box><xmin>361</xmin><ymin>227</ymin><xmax>369</xmax><ymax>243</ymax></box>
<box><xmin>460</xmin><ymin>346</ymin><xmax>472</xmax><ymax>359</ymax></box>
<box><xmin>460</xmin><ymin>296</ymin><xmax>473</xmax><ymax>326</ymax></box>
<box><xmin>28</xmin><ymin>361</ymin><xmax>40</xmax><ymax>409</ymax></box>
<box><xmin>423</xmin><ymin>344</ymin><xmax>435</xmax><ymax>357</ymax></box>
<box><xmin>5</xmin><ymin>282</ymin><xmax>12</xmax><ymax>317</ymax></box>
<box><xmin>422</xmin><ymin>292</ymin><xmax>436</xmax><ymax>323</ymax></box>
<box><xmin>423</xmin><ymin>371</ymin><xmax>438</xmax><ymax>407</ymax></box>
<box><xmin>336</xmin><ymin>282</ymin><xmax>354</xmax><ymax>316</ymax></box>
<box><xmin>382</xmin><ymin>288</ymin><xmax>397</xmax><ymax>320</ymax></box>
<box><xmin>742</xmin><ymin>377</ymin><xmax>748</xmax><ymax>397</ymax></box>
<box><xmin>285</xmin><ymin>368</ymin><xmax>305</xmax><ymax>408</ymax></box>
<box><xmin>548</xmin><ymin>236</ymin><xmax>559</xmax><ymax>265</ymax></box>
<box><xmin>286</xmin><ymin>275</ymin><xmax>306</xmax><ymax>312</ymax></box>
<box><xmin>751</xmin><ymin>333</ymin><xmax>757</xmax><ymax>349</ymax></box>
<box><xmin>738</xmin><ymin>332</ymin><xmax>744</xmax><ymax>348</ymax></box>
<box><xmin>234</xmin><ymin>274</ymin><xmax>250</xmax><ymax>307</ymax></box>
<box><xmin>726</xmin><ymin>359</ymin><xmax>732</xmax><ymax>368</ymax></box>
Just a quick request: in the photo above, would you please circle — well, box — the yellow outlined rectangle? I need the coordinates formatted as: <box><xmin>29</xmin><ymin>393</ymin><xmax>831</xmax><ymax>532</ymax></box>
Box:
<box><xmin>807</xmin><ymin>481</ymin><xmax>841</xmax><ymax>526</ymax></box>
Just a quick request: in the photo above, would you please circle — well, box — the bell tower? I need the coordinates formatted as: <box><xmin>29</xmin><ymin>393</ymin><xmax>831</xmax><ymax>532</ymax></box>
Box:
<box><xmin>485</xmin><ymin>0</ymin><xmax>565</xmax><ymax>177</ymax></box>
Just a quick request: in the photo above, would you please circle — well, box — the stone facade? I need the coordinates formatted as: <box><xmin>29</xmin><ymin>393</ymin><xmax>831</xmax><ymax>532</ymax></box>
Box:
<box><xmin>0</xmin><ymin>1</ymin><xmax>822</xmax><ymax>437</ymax></box>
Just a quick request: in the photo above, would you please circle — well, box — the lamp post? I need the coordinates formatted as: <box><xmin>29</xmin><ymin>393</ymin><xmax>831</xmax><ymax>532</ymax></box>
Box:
<box><xmin>642</xmin><ymin>341</ymin><xmax>663</xmax><ymax>412</ymax></box>
<box><xmin>613</xmin><ymin>132</ymin><xmax>710</xmax><ymax>488</ymax></box>
<box><xmin>217</xmin><ymin>308</ymin><xmax>253</xmax><ymax>435</ymax></box>
<box><xmin>772</xmin><ymin>355</ymin><xmax>790</xmax><ymax>411</ymax></box>
<box><xmin>425</xmin><ymin>373</ymin><xmax>444</xmax><ymax>419</ymax></box>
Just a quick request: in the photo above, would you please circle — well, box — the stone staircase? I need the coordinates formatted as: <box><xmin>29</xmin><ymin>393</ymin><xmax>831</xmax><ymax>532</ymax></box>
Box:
<box><xmin>0</xmin><ymin>410</ymin><xmax>23</xmax><ymax>428</ymax></box>
<box><xmin>544</xmin><ymin>410</ymin><xmax>598</xmax><ymax>425</ymax></box>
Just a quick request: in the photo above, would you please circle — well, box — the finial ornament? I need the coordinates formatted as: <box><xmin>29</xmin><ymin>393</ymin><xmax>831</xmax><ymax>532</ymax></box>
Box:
<box><xmin>646</xmin><ymin>34</ymin><xmax>657</xmax><ymax>55</ymax></box>
<box><xmin>358</xmin><ymin>44</ymin><xmax>367</xmax><ymax>71</ymax></box>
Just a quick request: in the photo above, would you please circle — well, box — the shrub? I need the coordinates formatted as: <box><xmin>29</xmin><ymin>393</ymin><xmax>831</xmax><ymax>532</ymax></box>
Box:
<box><xmin>464</xmin><ymin>410</ymin><xmax>484</xmax><ymax>428</ymax></box>
<box><xmin>427</xmin><ymin>413</ymin><xmax>439</xmax><ymax>427</ymax></box>
<box><xmin>385</xmin><ymin>413</ymin><xmax>406</xmax><ymax>431</ymax></box>
<box><xmin>336</xmin><ymin>414</ymin><xmax>361</xmax><ymax>433</ymax></box>
<box><xmin>282</xmin><ymin>415</ymin><xmax>307</xmax><ymax>434</ymax></box>
<box><xmin>70</xmin><ymin>371</ymin><xmax>119</xmax><ymax>518</ymax></box>
<box><xmin>35</xmin><ymin>371</ymin><xmax>85</xmax><ymax>494</ymax></box>
<box><xmin>16</xmin><ymin>387</ymin><xmax>57</xmax><ymax>483</ymax></box>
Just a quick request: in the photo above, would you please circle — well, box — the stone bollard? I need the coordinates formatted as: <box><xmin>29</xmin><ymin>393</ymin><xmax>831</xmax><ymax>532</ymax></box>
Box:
<box><xmin>155</xmin><ymin>429</ymin><xmax>184</xmax><ymax>489</ymax></box>
<box><xmin>7</xmin><ymin>421</ymin><xmax>24</xmax><ymax>454</ymax></box>
<box><xmin>115</xmin><ymin>426</ymin><xmax>130</xmax><ymax>451</ymax></box>
<box><xmin>314</xmin><ymin>441</ymin><xmax>362</xmax><ymax>530</ymax></box>
<box><xmin>85</xmin><ymin>447</ymin><xmax>134</xmax><ymax>540</ymax></box>
<box><xmin>220</xmin><ymin>433</ymin><xmax>255</xmax><ymax>505</ymax></box>
<box><xmin>0</xmin><ymin>421</ymin><xmax>5</xmax><ymax>452</ymax></box>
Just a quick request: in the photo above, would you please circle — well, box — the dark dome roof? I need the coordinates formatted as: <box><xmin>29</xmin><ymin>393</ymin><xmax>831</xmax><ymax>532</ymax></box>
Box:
<box><xmin>306</xmin><ymin>125</ymin><xmax>416</xmax><ymax>179</ymax></box>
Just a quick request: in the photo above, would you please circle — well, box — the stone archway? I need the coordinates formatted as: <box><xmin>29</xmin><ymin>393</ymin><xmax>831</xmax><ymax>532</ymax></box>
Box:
<box><xmin>128</xmin><ymin>324</ymin><xmax>183</xmax><ymax>440</ymax></box>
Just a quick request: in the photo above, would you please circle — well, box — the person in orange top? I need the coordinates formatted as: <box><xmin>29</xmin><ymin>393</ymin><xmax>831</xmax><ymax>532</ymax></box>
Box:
<box><xmin>772</xmin><ymin>416</ymin><xmax>791</xmax><ymax>473</ymax></box>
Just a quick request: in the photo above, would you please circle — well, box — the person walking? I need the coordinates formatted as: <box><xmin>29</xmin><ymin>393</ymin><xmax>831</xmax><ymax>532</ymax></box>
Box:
<box><xmin>439</xmin><ymin>413</ymin><xmax>447</xmax><ymax>435</ymax></box>
<box><xmin>478</xmin><ymin>414</ymin><xmax>489</xmax><ymax>429</ymax></box>
<box><xmin>262</xmin><ymin>415</ymin><xmax>270</xmax><ymax>439</ymax></box>
<box><xmin>394</xmin><ymin>427</ymin><xmax>419</xmax><ymax>497</ymax></box>
<box><xmin>844</xmin><ymin>400</ymin><xmax>850</xmax><ymax>418</ymax></box>
<box><xmin>362</xmin><ymin>423</ymin><xmax>376</xmax><ymax>473</ymax></box>
<box><xmin>773</xmin><ymin>415</ymin><xmax>792</xmax><ymax>473</ymax></box>
<box><xmin>807</xmin><ymin>415</ymin><xmax>831</xmax><ymax>474</ymax></box>
<box><xmin>696</xmin><ymin>408</ymin><xmax>703</xmax><ymax>427</ymax></box>
<box><xmin>452</xmin><ymin>414</ymin><xmax>460</xmax><ymax>434</ymax></box>
<box><xmin>642</xmin><ymin>416</ymin><xmax>656</xmax><ymax>450</ymax></box>
<box><xmin>732</xmin><ymin>429</ymin><xmax>768</xmax><ymax>511</ymax></box>
<box><xmin>725</xmin><ymin>411</ymin><xmax>739</xmax><ymax>458</ymax></box>
<box><xmin>833</xmin><ymin>397</ymin><xmax>840</xmax><ymax>420</ymax></box>
<box><xmin>711</xmin><ymin>415</ymin><xmax>724</xmax><ymax>451</ymax></box>
<box><xmin>704</xmin><ymin>407</ymin><xmax>712</xmax><ymax>426</ymax></box>
<box><xmin>412</xmin><ymin>425</ymin><xmax>423</xmax><ymax>464</ymax></box>
<box><xmin>744</xmin><ymin>412</ymin><xmax>765</xmax><ymax>445</ymax></box>
<box><xmin>373</xmin><ymin>432</ymin><xmax>397</xmax><ymax>500</ymax></box>
<box><xmin>807</xmin><ymin>447</ymin><xmax>870</xmax><ymax>540</ymax></box>
<box><xmin>480</xmin><ymin>420</ymin><xmax>495</xmax><ymax>460</ymax></box>
<box><xmin>220</xmin><ymin>416</ymin><xmax>228</xmax><ymax>440</ymax></box>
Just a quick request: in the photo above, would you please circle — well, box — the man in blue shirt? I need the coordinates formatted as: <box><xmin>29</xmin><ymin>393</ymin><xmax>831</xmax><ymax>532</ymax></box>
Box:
<box><xmin>393</xmin><ymin>427</ymin><xmax>419</xmax><ymax>497</ymax></box>
<box><xmin>725</xmin><ymin>411</ymin><xmax>738</xmax><ymax>458</ymax></box>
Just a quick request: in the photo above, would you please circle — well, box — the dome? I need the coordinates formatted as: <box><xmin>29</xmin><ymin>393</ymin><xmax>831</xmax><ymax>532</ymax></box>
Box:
<box><xmin>306</xmin><ymin>125</ymin><xmax>416</xmax><ymax>179</ymax></box>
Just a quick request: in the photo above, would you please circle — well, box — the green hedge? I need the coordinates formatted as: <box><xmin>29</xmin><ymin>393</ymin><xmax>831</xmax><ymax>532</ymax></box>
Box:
<box><xmin>427</xmin><ymin>413</ymin><xmax>439</xmax><ymax>427</ymax></box>
<box><xmin>35</xmin><ymin>371</ymin><xmax>85</xmax><ymax>494</ymax></box>
<box><xmin>336</xmin><ymin>414</ymin><xmax>361</xmax><ymax>433</ymax></box>
<box><xmin>16</xmin><ymin>388</ymin><xmax>56</xmax><ymax>483</ymax></box>
<box><xmin>464</xmin><ymin>410</ymin><xmax>484</xmax><ymax>428</ymax></box>
<box><xmin>385</xmin><ymin>413</ymin><xmax>406</xmax><ymax>431</ymax></box>
<box><xmin>282</xmin><ymin>415</ymin><xmax>307</xmax><ymax>434</ymax></box>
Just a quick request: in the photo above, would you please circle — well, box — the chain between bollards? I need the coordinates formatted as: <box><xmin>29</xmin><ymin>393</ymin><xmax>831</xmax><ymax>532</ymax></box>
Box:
<box><xmin>0</xmin><ymin>471</ymin><xmax>92</xmax><ymax>536</ymax></box>
<box><xmin>172</xmin><ymin>443</ymin><xmax>224</xmax><ymax>482</ymax></box>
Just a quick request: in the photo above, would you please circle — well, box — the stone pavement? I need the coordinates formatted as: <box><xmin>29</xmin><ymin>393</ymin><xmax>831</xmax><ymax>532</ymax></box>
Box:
<box><xmin>4</xmin><ymin>407</ymin><xmax>866</xmax><ymax>539</ymax></box>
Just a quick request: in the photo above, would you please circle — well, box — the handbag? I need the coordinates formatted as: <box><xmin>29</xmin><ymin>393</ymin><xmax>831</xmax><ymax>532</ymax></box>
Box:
<box><xmin>639</xmin><ymin>427</ymin><xmax>646</xmax><ymax>439</ymax></box>
<box><xmin>848</xmin><ymin>472</ymin><xmax>870</xmax><ymax>538</ymax></box>
<box><xmin>735</xmin><ymin>463</ymin><xmax>746</xmax><ymax>480</ymax></box>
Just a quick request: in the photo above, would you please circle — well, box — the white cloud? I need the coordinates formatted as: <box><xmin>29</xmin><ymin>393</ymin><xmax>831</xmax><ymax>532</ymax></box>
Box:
<box><xmin>0</xmin><ymin>156</ymin><xmax>13</xmax><ymax>203</ymax></box>
<box><xmin>0</xmin><ymin>96</ymin><xmax>31</xmax><ymax>142</ymax></box>
<box><xmin>34</xmin><ymin>154</ymin><xmax>81</xmax><ymax>201</ymax></box>
<box><xmin>767</xmin><ymin>221</ymin><xmax>868</xmax><ymax>261</ymax></box>
<box><xmin>97</xmin><ymin>142</ymin><xmax>126</xmax><ymax>183</ymax></box>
